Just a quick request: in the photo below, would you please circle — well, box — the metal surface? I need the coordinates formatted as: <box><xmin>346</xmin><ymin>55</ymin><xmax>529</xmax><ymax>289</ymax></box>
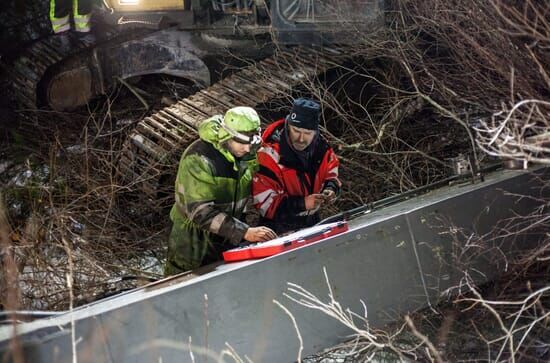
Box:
<box><xmin>319</xmin><ymin>163</ymin><xmax>502</xmax><ymax>225</ymax></box>
<box><xmin>2</xmin><ymin>33</ymin><xmax>93</xmax><ymax>110</ymax></box>
<box><xmin>47</xmin><ymin>67</ymin><xmax>93</xmax><ymax>111</ymax></box>
<box><xmin>503</xmin><ymin>158</ymin><xmax>525</xmax><ymax>170</ymax></box>
<box><xmin>1</xmin><ymin>27</ymin><xmax>131</xmax><ymax>111</ymax></box>
<box><xmin>105</xmin><ymin>0</ymin><xmax>186</xmax><ymax>12</ymax></box>
<box><xmin>98</xmin><ymin>29</ymin><xmax>211</xmax><ymax>88</ymax></box>
<box><xmin>3</xmin><ymin>0</ymin><xmax>385</xmax><ymax>110</ymax></box>
<box><xmin>449</xmin><ymin>154</ymin><xmax>471</xmax><ymax>175</ymax></box>
<box><xmin>272</xmin><ymin>0</ymin><xmax>385</xmax><ymax>44</ymax></box>
<box><xmin>0</xmin><ymin>167</ymin><xmax>546</xmax><ymax>363</ymax></box>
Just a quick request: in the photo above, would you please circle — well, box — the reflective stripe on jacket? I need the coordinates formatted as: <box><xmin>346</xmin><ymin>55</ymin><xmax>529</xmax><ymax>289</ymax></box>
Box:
<box><xmin>170</xmin><ymin>116</ymin><xmax>257</xmax><ymax>245</ymax></box>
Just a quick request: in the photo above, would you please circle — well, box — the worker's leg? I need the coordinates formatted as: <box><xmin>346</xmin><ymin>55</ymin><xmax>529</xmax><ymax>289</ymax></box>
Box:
<box><xmin>164</xmin><ymin>219</ymin><xmax>211</xmax><ymax>276</ymax></box>
<box><xmin>49</xmin><ymin>0</ymin><xmax>71</xmax><ymax>33</ymax></box>
<box><xmin>73</xmin><ymin>0</ymin><xmax>92</xmax><ymax>33</ymax></box>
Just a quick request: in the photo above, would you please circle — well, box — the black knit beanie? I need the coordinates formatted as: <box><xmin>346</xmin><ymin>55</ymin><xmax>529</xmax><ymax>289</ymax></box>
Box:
<box><xmin>285</xmin><ymin>98</ymin><xmax>320</xmax><ymax>130</ymax></box>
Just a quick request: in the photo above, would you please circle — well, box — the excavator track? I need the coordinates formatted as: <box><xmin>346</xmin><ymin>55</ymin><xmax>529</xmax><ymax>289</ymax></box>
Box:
<box><xmin>120</xmin><ymin>46</ymin><xmax>348</xmax><ymax>202</ymax></box>
<box><xmin>1</xmin><ymin>29</ymin><xmax>122</xmax><ymax>110</ymax></box>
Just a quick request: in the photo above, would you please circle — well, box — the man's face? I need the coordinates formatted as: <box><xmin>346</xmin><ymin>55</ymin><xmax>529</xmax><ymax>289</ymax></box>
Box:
<box><xmin>288</xmin><ymin>125</ymin><xmax>316</xmax><ymax>151</ymax></box>
<box><xmin>226</xmin><ymin>139</ymin><xmax>252</xmax><ymax>158</ymax></box>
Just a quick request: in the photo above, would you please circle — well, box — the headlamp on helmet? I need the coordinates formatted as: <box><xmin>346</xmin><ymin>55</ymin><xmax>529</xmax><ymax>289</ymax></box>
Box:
<box><xmin>221</xmin><ymin>106</ymin><xmax>262</xmax><ymax>146</ymax></box>
<box><xmin>221</xmin><ymin>122</ymin><xmax>262</xmax><ymax>145</ymax></box>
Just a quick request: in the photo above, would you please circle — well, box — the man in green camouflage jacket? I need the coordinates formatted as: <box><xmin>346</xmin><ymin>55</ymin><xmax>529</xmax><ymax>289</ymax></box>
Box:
<box><xmin>165</xmin><ymin>106</ymin><xmax>277</xmax><ymax>275</ymax></box>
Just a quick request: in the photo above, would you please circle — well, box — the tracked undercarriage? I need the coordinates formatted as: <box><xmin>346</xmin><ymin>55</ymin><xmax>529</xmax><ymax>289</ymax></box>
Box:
<box><xmin>2</xmin><ymin>28</ymin><xmax>120</xmax><ymax>111</ymax></box>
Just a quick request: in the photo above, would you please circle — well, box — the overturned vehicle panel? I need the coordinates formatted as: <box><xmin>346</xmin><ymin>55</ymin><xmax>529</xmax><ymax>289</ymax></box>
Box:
<box><xmin>0</xmin><ymin>167</ymin><xmax>547</xmax><ymax>362</ymax></box>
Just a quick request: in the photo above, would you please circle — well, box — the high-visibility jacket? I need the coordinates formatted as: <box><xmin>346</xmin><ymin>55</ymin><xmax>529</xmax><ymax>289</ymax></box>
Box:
<box><xmin>252</xmin><ymin>119</ymin><xmax>341</xmax><ymax>234</ymax></box>
<box><xmin>50</xmin><ymin>0</ymin><xmax>92</xmax><ymax>33</ymax></box>
<box><xmin>165</xmin><ymin>116</ymin><xmax>257</xmax><ymax>275</ymax></box>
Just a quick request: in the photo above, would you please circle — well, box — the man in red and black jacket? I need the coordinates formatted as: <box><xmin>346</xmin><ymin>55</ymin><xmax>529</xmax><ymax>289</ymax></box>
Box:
<box><xmin>252</xmin><ymin>98</ymin><xmax>341</xmax><ymax>234</ymax></box>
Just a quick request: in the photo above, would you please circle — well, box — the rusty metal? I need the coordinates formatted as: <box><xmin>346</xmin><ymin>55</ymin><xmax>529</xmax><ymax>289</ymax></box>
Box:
<box><xmin>119</xmin><ymin>46</ymin><xmax>348</xmax><ymax>203</ymax></box>
<box><xmin>47</xmin><ymin>67</ymin><xmax>93</xmax><ymax>111</ymax></box>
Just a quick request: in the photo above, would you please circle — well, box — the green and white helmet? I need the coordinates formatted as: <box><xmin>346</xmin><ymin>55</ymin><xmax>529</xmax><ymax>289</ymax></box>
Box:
<box><xmin>220</xmin><ymin>107</ymin><xmax>262</xmax><ymax>145</ymax></box>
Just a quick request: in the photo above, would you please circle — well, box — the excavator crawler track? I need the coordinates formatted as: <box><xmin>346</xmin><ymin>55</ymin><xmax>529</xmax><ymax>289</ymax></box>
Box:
<box><xmin>1</xmin><ymin>29</ymin><xmax>122</xmax><ymax>110</ymax></box>
<box><xmin>119</xmin><ymin>46</ymin><xmax>348</xmax><ymax>203</ymax></box>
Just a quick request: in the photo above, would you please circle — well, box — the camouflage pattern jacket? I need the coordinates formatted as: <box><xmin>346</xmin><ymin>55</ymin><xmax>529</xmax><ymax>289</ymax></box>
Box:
<box><xmin>170</xmin><ymin>115</ymin><xmax>258</xmax><ymax>244</ymax></box>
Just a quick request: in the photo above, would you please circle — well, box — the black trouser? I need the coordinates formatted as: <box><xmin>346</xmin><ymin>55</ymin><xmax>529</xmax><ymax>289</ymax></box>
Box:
<box><xmin>51</xmin><ymin>0</ymin><xmax>92</xmax><ymax>17</ymax></box>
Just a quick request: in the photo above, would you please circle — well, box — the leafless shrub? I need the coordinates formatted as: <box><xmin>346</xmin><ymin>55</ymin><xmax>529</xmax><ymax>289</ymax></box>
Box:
<box><xmin>0</xmin><ymin>195</ymin><xmax>25</xmax><ymax>363</ymax></box>
<box><xmin>278</xmin><ymin>267</ymin><xmax>439</xmax><ymax>362</ymax></box>
<box><xmin>1</xmin><ymin>80</ymin><xmax>182</xmax><ymax>310</ymax></box>
<box><xmin>282</xmin><ymin>214</ymin><xmax>548</xmax><ymax>362</ymax></box>
<box><xmin>267</xmin><ymin>0</ymin><xmax>549</xmax><ymax>360</ymax></box>
<box><xmin>270</xmin><ymin>0</ymin><xmax>550</xmax><ymax>213</ymax></box>
<box><xmin>474</xmin><ymin>100</ymin><xmax>550</xmax><ymax>165</ymax></box>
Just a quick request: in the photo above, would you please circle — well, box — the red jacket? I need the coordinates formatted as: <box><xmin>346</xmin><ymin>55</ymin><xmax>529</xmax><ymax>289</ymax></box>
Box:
<box><xmin>252</xmin><ymin>119</ymin><xmax>341</xmax><ymax>234</ymax></box>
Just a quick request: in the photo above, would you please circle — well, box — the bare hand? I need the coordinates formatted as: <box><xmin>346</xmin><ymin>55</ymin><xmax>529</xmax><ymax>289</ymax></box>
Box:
<box><xmin>304</xmin><ymin>194</ymin><xmax>326</xmax><ymax>210</ymax></box>
<box><xmin>322</xmin><ymin>189</ymin><xmax>336</xmax><ymax>204</ymax></box>
<box><xmin>244</xmin><ymin>226</ymin><xmax>278</xmax><ymax>242</ymax></box>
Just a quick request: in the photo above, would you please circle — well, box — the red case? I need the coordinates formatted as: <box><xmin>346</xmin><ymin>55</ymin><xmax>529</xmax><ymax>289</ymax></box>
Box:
<box><xmin>222</xmin><ymin>245</ymin><xmax>253</xmax><ymax>262</ymax></box>
<box><xmin>222</xmin><ymin>221</ymin><xmax>348</xmax><ymax>262</ymax></box>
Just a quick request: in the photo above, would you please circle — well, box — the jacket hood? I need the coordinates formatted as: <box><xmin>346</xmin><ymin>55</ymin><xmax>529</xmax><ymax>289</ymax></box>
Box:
<box><xmin>199</xmin><ymin>115</ymin><xmax>227</xmax><ymax>145</ymax></box>
<box><xmin>198</xmin><ymin>115</ymin><xmax>244</xmax><ymax>169</ymax></box>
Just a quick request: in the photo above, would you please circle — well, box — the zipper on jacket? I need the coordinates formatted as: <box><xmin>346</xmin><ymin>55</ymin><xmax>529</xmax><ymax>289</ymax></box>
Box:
<box><xmin>297</xmin><ymin>170</ymin><xmax>313</xmax><ymax>195</ymax></box>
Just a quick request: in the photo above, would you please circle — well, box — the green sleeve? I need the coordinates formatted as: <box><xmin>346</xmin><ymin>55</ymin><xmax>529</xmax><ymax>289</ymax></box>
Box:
<box><xmin>175</xmin><ymin>154</ymin><xmax>248</xmax><ymax>244</ymax></box>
